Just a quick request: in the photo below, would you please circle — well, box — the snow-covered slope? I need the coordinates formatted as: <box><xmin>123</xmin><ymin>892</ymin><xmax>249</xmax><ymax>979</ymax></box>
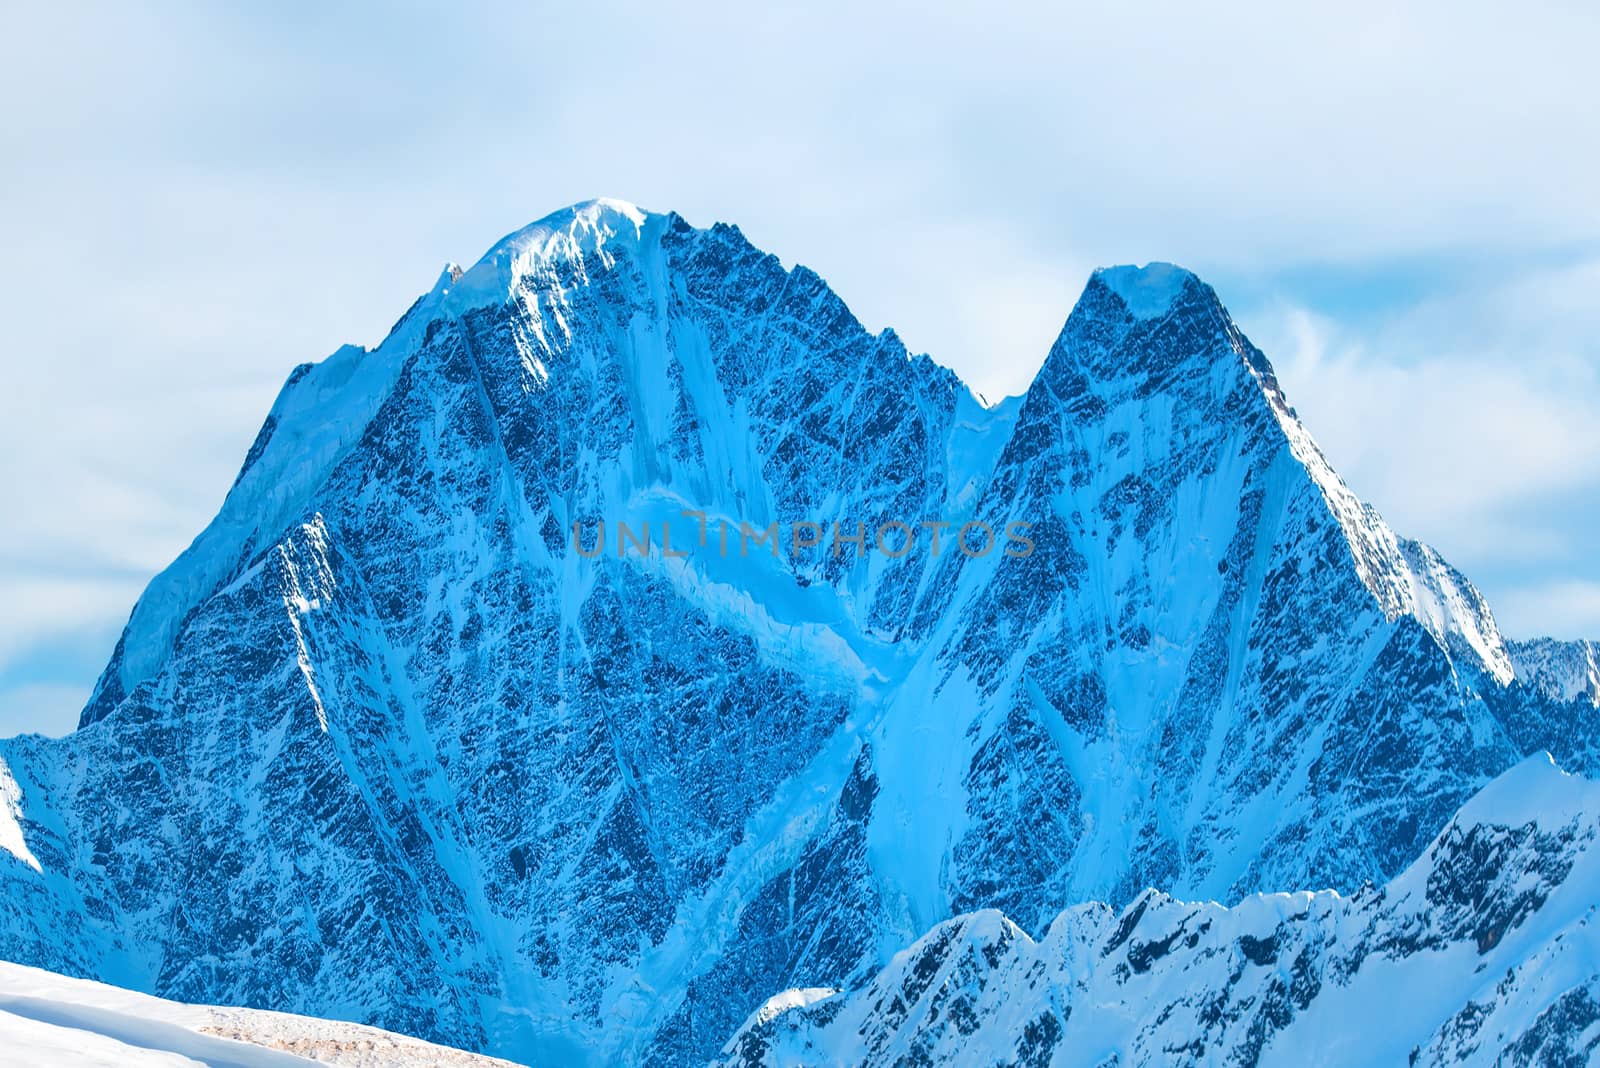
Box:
<box><xmin>1510</xmin><ymin>637</ymin><xmax>1600</xmax><ymax>707</ymax></box>
<box><xmin>0</xmin><ymin>202</ymin><xmax>1594</xmax><ymax>1064</ymax></box>
<box><xmin>0</xmin><ymin>959</ymin><xmax>521</xmax><ymax>1067</ymax></box>
<box><xmin>721</xmin><ymin>753</ymin><xmax>1600</xmax><ymax>1067</ymax></box>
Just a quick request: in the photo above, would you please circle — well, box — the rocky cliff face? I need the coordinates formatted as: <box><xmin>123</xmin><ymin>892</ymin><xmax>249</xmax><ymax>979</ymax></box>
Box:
<box><xmin>0</xmin><ymin>200</ymin><xmax>1593</xmax><ymax>1064</ymax></box>
<box><xmin>721</xmin><ymin>754</ymin><xmax>1600</xmax><ymax>1067</ymax></box>
<box><xmin>1508</xmin><ymin>638</ymin><xmax>1600</xmax><ymax>707</ymax></box>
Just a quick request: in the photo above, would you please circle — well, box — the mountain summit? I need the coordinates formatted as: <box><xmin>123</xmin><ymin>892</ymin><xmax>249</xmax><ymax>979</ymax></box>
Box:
<box><xmin>2</xmin><ymin>202</ymin><xmax>1596</xmax><ymax>1064</ymax></box>
<box><xmin>1091</xmin><ymin>261</ymin><xmax>1200</xmax><ymax>319</ymax></box>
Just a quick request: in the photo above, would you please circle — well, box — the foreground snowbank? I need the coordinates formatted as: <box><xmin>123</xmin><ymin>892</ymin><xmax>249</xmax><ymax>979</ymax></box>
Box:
<box><xmin>0</xmin><ymin>961</ymin><xmax>523</xmax><ymax>1067</ymax></box>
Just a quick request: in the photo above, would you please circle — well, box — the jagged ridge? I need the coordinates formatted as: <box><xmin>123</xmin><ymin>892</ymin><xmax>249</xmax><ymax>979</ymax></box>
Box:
<box><xmin>0</xmin><ymin>201</ymin><xmax>1595</xmax><ymax>1065</ymax></box>
<box><xmin>721</xmin><ymin>754</ymin><xmax>1600</xmax><ymax>1067</ymax></box>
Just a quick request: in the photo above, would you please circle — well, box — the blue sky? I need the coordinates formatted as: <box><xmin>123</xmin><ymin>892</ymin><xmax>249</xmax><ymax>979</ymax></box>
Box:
<box><xmin>2</xmin><ymin>2</ymin><xmax>1598</xmax><ymax>736</ymax></box>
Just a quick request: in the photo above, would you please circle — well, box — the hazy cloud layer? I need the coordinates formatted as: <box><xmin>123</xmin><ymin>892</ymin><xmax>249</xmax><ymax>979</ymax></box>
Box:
<box><xmin>1252</xmin><ymin>269</ymin><xmax>1600</xmax><ymax>634</ymax></box>
<box><xmin>2</xmin><ymin>1</ymin><xmax>1597</xmax><ymax>733</ymax></box>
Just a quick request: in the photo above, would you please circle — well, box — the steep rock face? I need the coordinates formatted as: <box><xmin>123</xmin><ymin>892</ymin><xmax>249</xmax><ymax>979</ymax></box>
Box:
<box><xmin>2</xmin><ymin>202</ymin><xmax>983</xmax><ymax>1063</ymax></box>
<box><xmin>0</xmin><ymin>202</ymin><xmax>1591</xmax><ymax>1064</ymax></box>
<box><xmin>1509</xmin><ymin>637</ymin><xmax>1600</xmax><ymax>707</ymax></box>
<box><xmin>720</xmin><ymin>755</ymin><xmax>1600</xmax><ymax>1067</ymax></box>
<box><xmin>857</xmin><ymin>266</ymin><xmax>1581</xmax><ymax>932</ymax></box>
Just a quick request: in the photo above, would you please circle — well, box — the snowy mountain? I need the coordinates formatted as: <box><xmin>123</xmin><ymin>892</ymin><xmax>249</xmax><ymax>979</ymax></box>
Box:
<box><xmin>1509</xmin><ymin>638</ymin><xmax>1600</xmax><ymax>707</ymax></box>
<box><xmin>0</xmin><ymin>958</ymin><xmax>522</xmax><ymax>1067</ymax></box>
<box><xmin>720</xmin><ymin>754</ymin><xmax>1600</xmax><ymax>1067</ymax></box>
<box><xmin>0</xmin><ymin>199</ymin><xmax>1595</xmax><ymax>1064</ymax></box>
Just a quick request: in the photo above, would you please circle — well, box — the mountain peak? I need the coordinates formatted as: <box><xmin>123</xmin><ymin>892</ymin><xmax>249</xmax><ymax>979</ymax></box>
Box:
<box><xmin>485</xmin><ymin>197</ymin><xmax>654</xmax><ymax>257</ymax></box>
<box><xmin>1091</xmin><ymin>261</ymin><xmax>1200</xmax><ymax>319</ymax></box>
<box><xmin>1036</xmin><ymin>259</ymin><xmax>1231</xmax><ymax>398</ymax></box>
<box><xmin>16</xmin><ymin>199</ymin><xmax>1600</xmax><ymax>1068</ymax></box>
<box><xmin>444</xmin><ymin>197</ymin><xmax>660</xmax><ymax>312</ymax></box>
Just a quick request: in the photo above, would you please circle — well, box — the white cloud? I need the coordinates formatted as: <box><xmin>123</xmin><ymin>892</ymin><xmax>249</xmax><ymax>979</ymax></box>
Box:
<box><xmin>0</xmin><ymin>683</ymin><xmax>89</xmax><ymax>739</ymax></box>
<box><xmin>1</xmin><ymin>1</ymin><xmax>1598</xmax><ymax>728</ymax></box>
<box><xmin>1494</xmin><ymin>582</ymin><xmax>1600</xmax><ymax>643</ymax></box>
<box><xmin>1263</xmin><ymin>300</ymin><xmax>1600</xmax><ymax>536</ymax></box>
<box><xmin>1243</xmin><ymin>259</ymin><xmax>1600</xmax><ymax>638</ymax></box>
<box><xmin>0</xmin><ymin>571</ymin><xmax>141</xmax><ymax>675</ymax></box>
